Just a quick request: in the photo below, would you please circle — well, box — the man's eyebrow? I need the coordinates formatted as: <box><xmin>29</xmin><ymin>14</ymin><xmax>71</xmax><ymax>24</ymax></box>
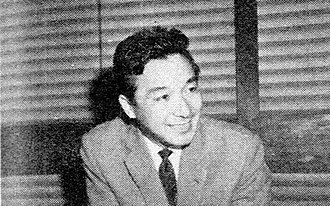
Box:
<box><xmin>187</xmin><ymin>75</ymin><xmax>199</xmax><ymax>84</ymax></box>
<box><xmin>146</xmin><ymin>76</ymin><xmax>198</xmax><ymax>96</ymax></box>
<box><xmin>146</xmin><ymin>86</ymin><xmax>168</xmax><ymax>96</ymax></box>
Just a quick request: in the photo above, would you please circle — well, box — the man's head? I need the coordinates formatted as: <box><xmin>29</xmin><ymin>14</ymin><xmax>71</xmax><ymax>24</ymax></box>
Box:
<box><xmin>114</xmin><ymin>26</ymin><xmax>202</xmax><ymax>148</ymax></box>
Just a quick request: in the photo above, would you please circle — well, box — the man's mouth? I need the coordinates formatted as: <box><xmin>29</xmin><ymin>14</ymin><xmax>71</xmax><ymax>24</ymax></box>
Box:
<box><xmin>168</xmin><ymin>120</ymin><xmax>191</xmax><ymax>126</ymax></box>
<box><xmin>167</xmin><ymin>121</ymin><xmax>192</xmax><ymax>132</ymax></box>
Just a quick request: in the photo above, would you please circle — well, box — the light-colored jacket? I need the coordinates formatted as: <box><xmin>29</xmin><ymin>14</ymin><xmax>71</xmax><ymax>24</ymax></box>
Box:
<box><xmin>81</xmin><ymin>117</ymin><xmax>271</xmax><ymax>205</ymax></box>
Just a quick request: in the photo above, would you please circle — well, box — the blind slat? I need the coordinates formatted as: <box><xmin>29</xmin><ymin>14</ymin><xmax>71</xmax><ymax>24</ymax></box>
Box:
<box><xmin>0</xmin><ymin>0</ymin><xmax>95</xmax><ymax>16</ymax></box>
<box><xmin>259</xmin><ymin>56</ymin><xmax>329</xmax><ymax>71</ymax></box>
<box><xmin>258</xmin><ymin>0</ymin><xmax>330</xmax><ymax>15</ymax></box>
<box><xmin>101</xmin><ymin>12</ymin><xmax>233</xmax><ymax>30</ymax></box>
<box><xmin>1</xmin><ymin>84</ymin><xmax>88</xmax><ymax>100</ymax></box>
<box><xmin>259</xmin><ymin>27</ymin><xmax>330</xmax><ymax>43</ymax></box>
<box><xmin>259</xmin><ymin>40</ymin><xmax>330</xmax><ymax>57</ymax></box>
<box><xmin>203</xmin><ymin>90</ymin><xmax>236</xmax><ymax>102</ymax></box>
<box><xmin>0</xmin><ymin>8</ymin><xmax>97</xmax><ymax>29</ymax></box>
<box><xmin>260</xmin><ymin>70</ymin><xmax>330</xmax><ymax>84</ymax></box>
<box><xmin>259</xmin><ymin>12</ymin><xmax>330</xmax><ymax>29</ymax></box>
<box><xmin>200</xmin><ymin>76</ymin><xmax>236</xmax><ymax>89</ymax></box>
<box><xmin>1</xmin><ymin>70</ymin><xmax>96</xmax><ymax>88</ymax></box>
<box><xmin>200</xmin><ymin>66</ymin><xmax>236</xmax><ymax>76</ymax></box>
<box><xmin>102</xmin><ymin>0</ymin><xmax>233</xmax><ymax>16</ymax></box>
<box><xmin>1</xmin><ymin>58</ymin><xmax>100</xmax><ymax>76</ymax></box>
<box><xmin>1</xmin><ymin>47</ymin><xmax>100</xmax><ymax>65</ymax></box>
<box><xmin>203</xmin><ymin>101</ymin><xmax>236</xmax><ymax>114</ymax></box>
<box><xmin>2</xmin><ymin>108</ymin><xmax>91</xmax><ymax>124</ymax></box>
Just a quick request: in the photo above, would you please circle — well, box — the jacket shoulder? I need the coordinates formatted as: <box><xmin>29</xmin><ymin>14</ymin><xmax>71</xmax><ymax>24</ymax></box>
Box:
<box><xmin>200</xmin><ymin>116</ymin><xmax>262</xmax><ymax>152</ymax></box>
<box><xmin>200</xmin><ymin>117</ymin><xmax>266</xmax><ymax>179</ymax></box>
<box><xmin>81</xmin><ymin>118</ymin><xmax>129</xmax><ymax>155</ymax></box>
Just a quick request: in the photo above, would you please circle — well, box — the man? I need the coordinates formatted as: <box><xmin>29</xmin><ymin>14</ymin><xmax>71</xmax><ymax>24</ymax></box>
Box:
<box><xmin>81</xmin><ymin>26</ymin><xmax>271</xmax><ymax>205</ymax></box>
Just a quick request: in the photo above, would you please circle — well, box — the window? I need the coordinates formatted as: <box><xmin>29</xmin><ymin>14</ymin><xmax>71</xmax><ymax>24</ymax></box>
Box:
<box><xmin>1</xmin><ymin>0</ymin><xmax>236</xmax><ymax>125</ymax></box>
<box><xmin>258</xmin><ymin>0</ymin><xmax>330</xmax><ymax>173</ymax></box>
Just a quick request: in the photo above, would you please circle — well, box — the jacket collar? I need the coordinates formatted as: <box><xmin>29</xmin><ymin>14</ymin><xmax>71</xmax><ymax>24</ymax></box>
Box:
<box><xmin>124</xmin><ymin>124</ymin><xmax>169</xmax><ymax>206</ymax></box>
<box><xmin>123</xmin><ymin>120</ymin><xmax>207</xmax><ymax>206</ymax></box>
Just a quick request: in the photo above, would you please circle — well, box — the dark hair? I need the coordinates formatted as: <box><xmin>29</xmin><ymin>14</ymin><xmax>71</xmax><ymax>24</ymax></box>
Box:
<box><xmin>89</xmin><ymin>68</ymin><xmax>122</xmax><ymax>124</ymax></box>
<box><xmin>113</xmin><ymin>26</ymin><xmax>200</xmax><ymax>102</ymax></box>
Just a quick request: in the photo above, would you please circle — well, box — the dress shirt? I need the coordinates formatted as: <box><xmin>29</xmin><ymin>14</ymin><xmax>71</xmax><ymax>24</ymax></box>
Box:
<box><xmin>142</xmin><ymin>135</ymin><xmax>182</xmax><ymax>180</ymax></box>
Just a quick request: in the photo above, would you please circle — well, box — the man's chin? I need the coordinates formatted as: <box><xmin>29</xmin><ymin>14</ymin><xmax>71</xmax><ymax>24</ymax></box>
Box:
<box><xmin>165</xmin><ymin>140</ymin><xmax>192</xmax><ymax>149</ymax></box>
<box><xmin>165</xmin><ymin>133</ymin><xmax>195</xmax><ymax>148</ymax></box>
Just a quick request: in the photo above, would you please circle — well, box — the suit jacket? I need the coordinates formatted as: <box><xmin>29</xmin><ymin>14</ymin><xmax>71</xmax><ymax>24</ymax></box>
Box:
<box><xmin>81</xmin><ymin>117</ymin><xmax>271</xmax><ymax>205</ymax></box>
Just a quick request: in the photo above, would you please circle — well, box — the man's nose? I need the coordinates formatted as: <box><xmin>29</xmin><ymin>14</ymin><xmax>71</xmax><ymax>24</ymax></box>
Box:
<box><xmin>173</xmin><ymin>96</ymin><xmax>191</xmax><ymax>118</ymax></box>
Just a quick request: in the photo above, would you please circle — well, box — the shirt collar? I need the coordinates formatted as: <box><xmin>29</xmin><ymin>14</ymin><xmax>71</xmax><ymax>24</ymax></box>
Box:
<box><xmin>140</xmin><ymin>132</ymin><xmax>182</xmax><ymax>178</ymax></box>
<box><xmin>142</xmin><ymin>134</ymin><xmax>182</xmax><ymax>156</ymax></box>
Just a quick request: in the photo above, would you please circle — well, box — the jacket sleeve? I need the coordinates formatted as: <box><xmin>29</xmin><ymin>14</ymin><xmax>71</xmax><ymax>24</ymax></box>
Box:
<box><xmin>230</xmin><ymin>135</ymin><xmax>272</xmax><ymax>206</ymax></box>
<box><xmin>80</xmin><ymin>144</ymin><xmax>119</xmax><ymax>206</ymax></box>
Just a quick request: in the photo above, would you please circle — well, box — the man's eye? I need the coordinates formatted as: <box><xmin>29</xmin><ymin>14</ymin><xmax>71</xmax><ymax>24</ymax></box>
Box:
<box><xmin>155</xmin><ymin>94</ymin><xmax>169</xmax><ymax>101</ymax></box>
<box><xmin>188</xmin><ymin>86</ymin><xmax>198</xmax><ymax>92</ymax></box>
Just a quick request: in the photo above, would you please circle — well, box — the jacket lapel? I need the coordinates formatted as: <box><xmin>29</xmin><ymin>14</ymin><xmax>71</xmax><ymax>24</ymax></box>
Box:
<box><xmin>124</xmin><ymin>126</ymin><xmax>169</xmax><ymax>206</ymax></box>
<box><xmin>177</xmin><ymin>123</ymin><xmax>207</xmax><ymax>205</ymax></box>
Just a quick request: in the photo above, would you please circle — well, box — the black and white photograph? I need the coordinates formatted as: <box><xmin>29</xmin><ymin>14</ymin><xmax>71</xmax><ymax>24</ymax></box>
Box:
<box><xmin>1</xmin><ymin>0</ymin><xmax>329</xmax><ymax>205</ymax></box>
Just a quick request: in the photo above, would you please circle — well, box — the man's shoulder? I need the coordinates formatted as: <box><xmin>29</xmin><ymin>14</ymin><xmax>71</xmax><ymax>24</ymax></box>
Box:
<box><xmin>199</xmin><ymin>116</ymin><xmax>265</xmax><ymax>171</ymax></box>
<box><xmin>200</xmin><ymin>116</ymin><xmax>255</xmax><ymax>137</ymax></box>
<box><xmin>200</xmin><ymin>116</ymin><xmax>261</xmax><ymax>150</ymax></box>
<box><xmin>81</xmin><ymin>118</ymin><xmax>130</xmax><ymax>154</ymax></box>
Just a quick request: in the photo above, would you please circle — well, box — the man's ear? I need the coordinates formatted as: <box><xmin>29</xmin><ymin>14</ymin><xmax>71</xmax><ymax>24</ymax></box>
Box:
<box><xmin>118</xmin><ymin>94</ymin><xmax>136</xmax><ymax>119</ymax></box>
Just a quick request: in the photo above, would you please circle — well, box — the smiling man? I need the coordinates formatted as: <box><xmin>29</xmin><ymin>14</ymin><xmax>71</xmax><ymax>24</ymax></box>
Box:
<box><xmin>81</xmin><ymin>27</ymin><xmax>270</xmax><ymax>206</ymax></box>
<box><xmin>122</xmin><ymin>53</ymin><xmax>202</xmax><ymax>149</ymax></box>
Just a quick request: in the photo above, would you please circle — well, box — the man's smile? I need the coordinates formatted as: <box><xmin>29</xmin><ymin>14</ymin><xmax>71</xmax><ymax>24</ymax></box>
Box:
<box><xmin>167</xmin><ymin>121</ymin><xmax>192</xmax><ymax>132</ymax></box>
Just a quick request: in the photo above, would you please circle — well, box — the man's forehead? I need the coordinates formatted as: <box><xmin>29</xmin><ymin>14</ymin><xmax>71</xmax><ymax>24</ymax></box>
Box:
<box><xmin>134</xmin><ymin>54</ymin><xmax>197</xmax><ymax>94</ymax></box>
<box><xmin>145</xmin><ymin>75</ymin><xmax>198</xmax><ymax>94</ymax></box>
<box><xmin>143</xmin><ymin>54</ymin><xmax>193</xmax><ymax>77</ymax></box>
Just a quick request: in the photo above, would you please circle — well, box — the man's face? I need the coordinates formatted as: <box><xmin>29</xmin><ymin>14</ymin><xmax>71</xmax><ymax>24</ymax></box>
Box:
<box><xmin>131</xmin><ymin>54</ymin><xmax>202</xmax><ymax>148</ymax></box>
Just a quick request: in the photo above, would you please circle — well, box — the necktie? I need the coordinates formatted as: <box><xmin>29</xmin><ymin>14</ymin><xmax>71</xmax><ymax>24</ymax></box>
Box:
<box><xmin>158</xmin><ymin>148</ymin><xmax>177</xmax><ymax>206</ymax></box>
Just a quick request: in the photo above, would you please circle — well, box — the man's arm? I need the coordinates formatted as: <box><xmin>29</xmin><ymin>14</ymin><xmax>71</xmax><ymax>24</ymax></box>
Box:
<box><xmin>231</xmin><ymin>136</ymin><xmax>272</xmax><ymax>206</ymax></box>
<box><xmin>81</xmin><ymin>145</ymin><xmax>119</xmax><ymax>206</ymax></box>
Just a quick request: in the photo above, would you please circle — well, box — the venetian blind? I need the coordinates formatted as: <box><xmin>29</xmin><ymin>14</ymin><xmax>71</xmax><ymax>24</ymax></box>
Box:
<box><xmin>258</xmin><ymin>0</ymin><xmax>330</xmax><ymax>117</ymax></box>
<box><xmin>0</xmin><ymin>0</ymin><xmax>100</xmax><ymax>124</ymax></box>
<box><xmin>0</xmin><ymin>0</ymin><xmax>236</xmax><ymax>125</ymax></box>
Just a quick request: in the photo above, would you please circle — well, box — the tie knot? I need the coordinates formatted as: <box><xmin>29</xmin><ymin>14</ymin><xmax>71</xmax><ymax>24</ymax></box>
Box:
<box><xmin>158</xmin><ymin>148</ymin><xmax>173</xmax><ymax>159</ymax></box>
